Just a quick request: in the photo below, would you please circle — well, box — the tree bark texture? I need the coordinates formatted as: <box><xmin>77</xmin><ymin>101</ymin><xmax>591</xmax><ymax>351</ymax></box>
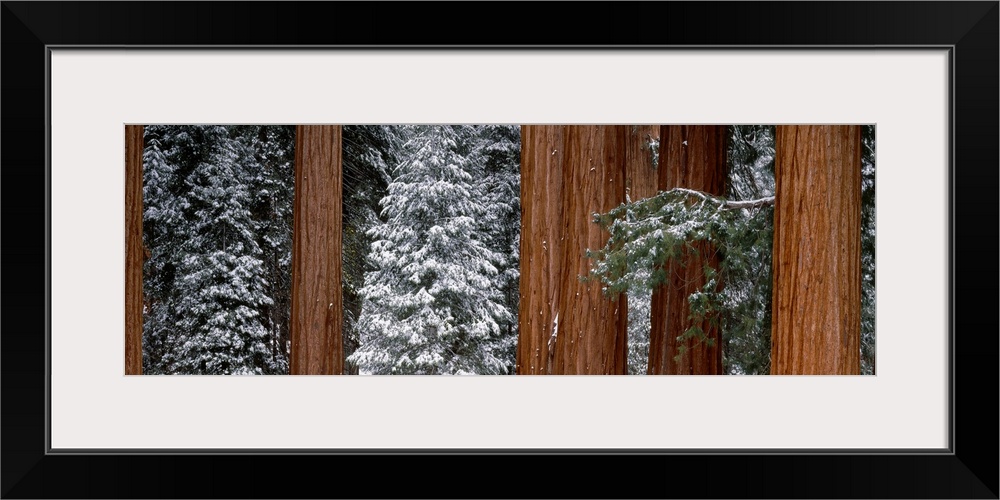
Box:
<box><xmin>290</xmin><ymin>125</ymin><xmax>344</xmax><ymax>375</ymax></box>
<box><xmin>647</xmin><ymin>125</ymin><xmax>727</xmax><ymax>375</ymax></box>
<box><xmin>771</xmin><ymin>125</ymin><xmax>861</xmax><ymax>375</ymax></box>
<box><xmin>516</xmin><ymin>125</ymin><xmax>629</xmax><ymax>374</ymax></box>
<box><xmin>625</xmin><ymin>125</ymin><xmax>660</xmax><ymax>201</ymax></box>
<box><xmin>125</xmin><ymin>125</ymin><xmax>144</xmax><ymax>375</ymax></box>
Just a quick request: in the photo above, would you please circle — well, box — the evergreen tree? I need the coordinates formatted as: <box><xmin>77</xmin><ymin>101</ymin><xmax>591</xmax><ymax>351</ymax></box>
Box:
<box><xmin>141</xmin><ymin>125</ymin><xmax>189</xmax><ymax>374</ymax></box>
<box><xmin>168</xmin><ymin>127</ymin><xmax>273</xmax><ymax>374</ymax></box>
<box><xmin>142</xmin><ymin>126</ymin><xmax>294</xmax><ymax>375</ymax></box>
<box><xmin>626</xmin><ymin>268</ymin><xmax>653</xmax><ymax>375</ymax></box>
<box><xmin>470</xmin><ymin>125</ymin><xmax>521</xmax><ymax>373</ymax></box>
<box><xmin>244</xmin><ymin>125</ymin><xmax>295</xmax><ymax>374</ymax></box>
<box><xmin>349</xmin><ymin>126</ymin><xmax>511</xmax><ymax>374</ymax></box>
<box><xmin>720</xmin><ymin>125</ymin><xmax>775</xmax><ymax>374</ymax></box>
<box><xmin>860</xmin><ymin>125</ymin><xmax>876</xmax><ymax>375</ymax></box>
<box><xmin>341</xmin><ymin>125</ymin><xmax>398</xmax><ymax>374</ymax></box>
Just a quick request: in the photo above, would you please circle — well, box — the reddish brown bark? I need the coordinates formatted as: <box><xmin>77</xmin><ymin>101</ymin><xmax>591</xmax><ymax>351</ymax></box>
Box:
<box><xmin>625</xmin><ymin>125</ymin><xmax>660</xmax><ymax>201</ymax></box>
<box><xmin>125</xmin><ymin>125</ymin><xmax>144</xmax><ymax>375</ymax></box>
<box><xmin>516</xmin><ymin>126</ymin><xmax>564</xmax><ymax>374</ymax></box>
<box><xmin>290</xmin><ymin>125</ymin><xmax>344</xmax><ymax>375</ymax></box>
<box><xmin>516</xmin><ymin>125</ymin><xmax>628</xmax><ymax>375</ymax></box>
<box><xmin>770</xmin><ymin>125</ymin><xmax>861</xmax><ymax>375</ymax></box>
<box><xmin>647</xmin><ymin>125</ymin><xmax>727</xmax><ymax>375</ymax></box>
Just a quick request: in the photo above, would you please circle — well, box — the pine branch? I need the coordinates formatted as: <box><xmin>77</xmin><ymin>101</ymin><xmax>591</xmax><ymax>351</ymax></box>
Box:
<box><xmin>585</xmin><ymin>186</ymin><xmax>776</xmax><ymax>297</ymax></box>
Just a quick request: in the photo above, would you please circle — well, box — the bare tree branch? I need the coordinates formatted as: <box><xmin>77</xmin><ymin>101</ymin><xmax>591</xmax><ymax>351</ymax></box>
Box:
<box><xmin>723</xmin><ymin>196</ymin><xmax>775</xmax><ymax>210</ymax></box>
<box><xmin>671</xmin><ymin>187</ymin><xmax>775</xmax><ymax>210</ymax></box>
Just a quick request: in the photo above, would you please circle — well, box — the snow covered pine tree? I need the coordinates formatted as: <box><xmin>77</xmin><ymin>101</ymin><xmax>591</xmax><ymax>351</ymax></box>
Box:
<box><xmin>168</xmin><ymin>127</ymin><xmax>273</xmax><ymax>374</ymax></box>
<box><xmin>349</xmin><ymin>126</ymin><xmax>512</xmax><ymax>374</ymax></box>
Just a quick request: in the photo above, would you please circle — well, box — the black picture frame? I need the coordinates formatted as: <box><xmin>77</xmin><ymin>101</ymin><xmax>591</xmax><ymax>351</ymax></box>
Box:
<box><xmin>3</xmin><ymin>2</ymin><xmax>996</xmax><ymax>498</ymax></box>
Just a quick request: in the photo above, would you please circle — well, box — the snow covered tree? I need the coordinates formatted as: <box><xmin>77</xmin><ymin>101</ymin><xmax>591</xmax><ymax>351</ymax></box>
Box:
<box><xmin>470</xmin><ymin>125</ymin><xmax>521</xmax><ymax>373</ymax></box>
<box><xmin>860</xmin><ymin>125</ymin><xmax>876</xmax><ymax>375</ymax></box>
<box><xmin>341</xmin><ymin>125</ymin><xmax>397</xmax><ymax>374</ymax></box>
<box><xmin>719</xmin><ymin>125</ymin><xmax>776</xmax><ymax>375</ymax></box>
<box><xmin>349</xmin><ymin>126</ymin><xmax>512</xmax><ymax>374</ymax></box>
<box><xmin>168</xmin><ymin>127</ymin><xmax>273</xmax><ymax>374</ymax></box>
<box><xmin>141</xmin><ymin>126</ymin><xmax>295</xmax><ymax>375</ymax></box>
<box><xmin>243</xmin><ymin>126</ymin><xmax>295</xmax><ymax>374</ymax></box>
<box><xmin>141</xmin><ymin>125</ymin><xmax>190</xmax><ymax>374</ymax></box>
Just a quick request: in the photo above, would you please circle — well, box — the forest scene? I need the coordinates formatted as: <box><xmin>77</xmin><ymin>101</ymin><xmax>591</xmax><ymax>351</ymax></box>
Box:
<box><xmin>132</xmin><ymin>124</ymin><xmax>875</xmax><ymax>376</ymax></box>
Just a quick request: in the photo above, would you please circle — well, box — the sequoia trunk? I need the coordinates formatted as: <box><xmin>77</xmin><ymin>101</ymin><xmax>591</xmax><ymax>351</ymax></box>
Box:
<box><xmin>290</xmin><ymin>125</ymin><xmax>344</xmax><ymax>375</ymax></box>
<box><xmin>125</xmin><ymin>125</ymin><xmax>144</xmax><ymax>375</ymax></box>
<box><xmin>647</xmin><ymin>125</ymin><xmax>727</xmax><ymax>375</ymax></box>
<box><xmin>516</xmin><ymin>125</ymin><xmax>628</xmax><ymax>374</ymax></box>
<box><xmin>770</xmin><ymin>125</ymin><xmax>861</xmax><ymax>375</ymax></box>
<box><xmin>625</xmin><ymin>125</ymin><xmax>660</xmax><ymax>201</ymax></box>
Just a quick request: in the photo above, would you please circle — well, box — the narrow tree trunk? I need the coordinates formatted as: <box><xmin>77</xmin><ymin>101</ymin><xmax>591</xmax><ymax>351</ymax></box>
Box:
<box><xmin>125</xmin><ymin>125</ymin><xmax>144</xmax><ymax>375</ymax></box>
<box><xmin>290</xmin><ymin>125</ymin><xmax>344</xmax><ymax>375</ymax></box>
<box><xmin>648</xmin><ymin>125</ymin><xmax>727</xmax><ymax>375</ymax></box>
<box><xmin>516</xmin><ymin>125</ymin><xmax>628</xmax><ymax>375</ymax></box>
<box><xmin>771</xmin><ymin>125</ymin><xmax>861</xmax><ymax>375</ymax></box>
<box><xmin>625</xmin><ymin>125</ymin><xmax>660</xmax><ymax>201</ymax></box>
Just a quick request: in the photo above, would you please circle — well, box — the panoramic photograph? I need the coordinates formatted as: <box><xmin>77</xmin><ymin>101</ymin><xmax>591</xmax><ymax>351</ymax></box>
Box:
<box><xmin>125</xmin><ymin>124</ymin><xmax>875</xmax><ymax>376</ymax></box>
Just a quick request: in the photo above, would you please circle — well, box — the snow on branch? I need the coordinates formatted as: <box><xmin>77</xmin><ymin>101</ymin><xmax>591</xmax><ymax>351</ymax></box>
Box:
<box><xmin>584</xmin><ymin>187</ymin><xmax>775</xmax><ymax>297</ymax></box>
<box><xmin>670</xmin><ymin>187</ymin><xmax>774</xmax><ymax>210</ymax></box>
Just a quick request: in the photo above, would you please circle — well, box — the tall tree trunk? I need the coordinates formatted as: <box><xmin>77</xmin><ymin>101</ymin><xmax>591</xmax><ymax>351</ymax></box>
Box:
<box><xmin>625</xmin><ymin>125</ymin><xmax>660</xmax><ymax>201</ymax></box>
<box><xmin>516</xmin><ymin>126</ymin><xmax>564</xmax><ymax>374</ymax></box>
<box><xmin>290</xmin><ymin>125</ymin><xmax>344</xmax><ymax>375</ymax></box>
<box><xmin>771</xmin><ymin>125</ymin><xmax>861</xmax><ymax>375</ymax></box>
<box><xmin>125</xmin><ymin>125</ymin><xmax>144</xmax><ymax>375</ymax></box>
<box><xmin>647</xmin><ymin>125</ymin><xmax>727</xmax><ymax>375</ymax></box>
<box><xmin>516</xmin><ymin>125</ymin><xmax>628</xmax><ymax>375</ymax></box>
